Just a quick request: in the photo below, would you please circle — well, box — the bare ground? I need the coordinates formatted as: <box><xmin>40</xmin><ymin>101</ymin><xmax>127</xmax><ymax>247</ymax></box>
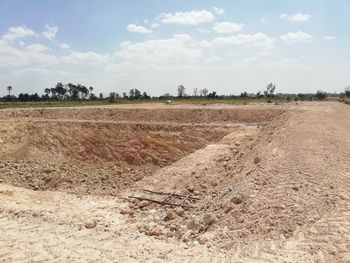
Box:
<box><xmin>0</xmin><ymin>102</ymin><xmax>349</xmax><ymax>262</ymax></box>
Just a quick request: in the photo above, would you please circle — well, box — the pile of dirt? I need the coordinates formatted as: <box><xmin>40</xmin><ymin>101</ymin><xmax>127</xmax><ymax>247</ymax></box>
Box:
<box><xmin>0</xmin><ymin>106</ymin><xmax>284</xmax><ymax>124</ymax></box>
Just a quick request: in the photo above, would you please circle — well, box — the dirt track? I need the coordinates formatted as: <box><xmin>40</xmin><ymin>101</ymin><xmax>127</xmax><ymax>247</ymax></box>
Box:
<box><xmin>0</xmin><ymin>102</ymin><xmax>350</xmax><ymax>262</ymax></box>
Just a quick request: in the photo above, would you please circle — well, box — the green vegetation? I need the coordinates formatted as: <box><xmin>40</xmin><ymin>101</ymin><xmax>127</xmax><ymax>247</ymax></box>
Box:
<box><xmin>0</xmin><ymin>81</ymin><xmax>345</xmax><ymax>109</ymax></box>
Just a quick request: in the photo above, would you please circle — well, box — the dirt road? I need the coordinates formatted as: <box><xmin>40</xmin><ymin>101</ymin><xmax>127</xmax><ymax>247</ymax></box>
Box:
<box><xmin>0</xmin><ymin>102</ymin><xmax>349</xmax><ymax>262</ymax></box>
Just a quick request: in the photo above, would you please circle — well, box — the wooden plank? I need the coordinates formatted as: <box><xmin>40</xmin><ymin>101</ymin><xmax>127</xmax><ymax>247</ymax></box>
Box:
<box><xmin>128</xmin><ymin>196</ymin><xmax>186</xmax><ymax>207</ymax></box>
<box><xmin>142</xmin><ymin>189</ymin><xmax>200</xmax><ymax>200</ymax></box>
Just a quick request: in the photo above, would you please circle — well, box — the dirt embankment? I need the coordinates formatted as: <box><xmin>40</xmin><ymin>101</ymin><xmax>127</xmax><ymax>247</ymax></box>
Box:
<box><xmin>0</xmin><ymin>106</ymin><xmax>283</xmax><ymax>196</ymax></box>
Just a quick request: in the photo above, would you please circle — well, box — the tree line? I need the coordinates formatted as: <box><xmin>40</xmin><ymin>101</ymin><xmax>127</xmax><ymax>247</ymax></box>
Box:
<box><xmin>2</xmin><ymin>82</ymin><xmax>350</xmax><ymax>102</ymax></box>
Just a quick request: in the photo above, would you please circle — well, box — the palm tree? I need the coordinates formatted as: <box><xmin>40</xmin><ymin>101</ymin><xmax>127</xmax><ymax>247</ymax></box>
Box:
<box><xmin>6</xmin><ymin>86</ymin><xmax>12</xmax><ymax>95</ymax></box>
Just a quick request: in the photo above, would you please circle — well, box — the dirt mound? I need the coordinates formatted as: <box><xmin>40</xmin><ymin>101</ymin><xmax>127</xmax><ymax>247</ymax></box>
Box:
<box><xmin>0</xmin><ymin>106</ymin><xmax>284</xmax><ymax>124</ymax></box>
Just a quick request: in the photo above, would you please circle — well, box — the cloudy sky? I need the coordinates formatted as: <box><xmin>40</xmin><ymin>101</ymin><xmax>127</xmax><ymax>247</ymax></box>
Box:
<box><xmin>0</xmin><ymin>0</ymin><xmax>349</xmax><ymax>97</ymax></box>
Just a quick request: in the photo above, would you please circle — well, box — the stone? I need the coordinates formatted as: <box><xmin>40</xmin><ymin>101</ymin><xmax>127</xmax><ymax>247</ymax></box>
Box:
<box><xmin>85</xmin><ymin>220</ymin><xmax>97</xmax><ymax>229</ymax></box>
<box><xmin>235</xmin><ymin>141</ymin><xmax>241</xmax><ymax>146</ymax></box>
<box><xmin>175</xmin><ymin>207</ymin><xmax>185</xmax><ymax>217</ymax></box>
<box><xmin>225</xmin><ymin>205</ymin><xmax>234</xmax><ymax>214</ymax></box>
<box><xmin>187</xmin><ymin>186</ymin><xmax>195</xmax><ymax>193</ymax></box>
<box><xmin>202</xmin><ymin>214</ymin><xmax>217</xmax><ymax>226</ymax></box>
<box><xmin>254</xmin><ymin>157</ymin><xmax>261</xmax><ymax>164</ymax></box>
<box><xmin>138</xmin><ymin>200</ymin><xmax>150</xmax><ymax>208</ymax></box>
<box><xmin>231</xmin><ymin>196</ymin><xmax>243</xmax><ymax>204</ymax></box>
<box><xmin>182</xmin><ymin>230</ymin><xmax>192</xmax><ymax>242</ymax></box>
<box><xmin>164</xmin><ymin>210</ymin><xmax>177</xmax><ymax>221</ymax></box>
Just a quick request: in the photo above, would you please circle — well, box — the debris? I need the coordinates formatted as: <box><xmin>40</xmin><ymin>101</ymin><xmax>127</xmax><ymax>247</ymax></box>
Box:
<box><xmin>254</xmin><ymin>157</ymin><xmax>261</xmax><ymax>164</ymax></box>
<box><xmin>85</xmin><ymin>220</ymin><xmax>97</xmax><ymax>229</ymax></box>
<box><xmin>202</xmin><ymin>214</ymin><xmax>217</xmax><ymax>226</ymax></box>
<box><xmin>231</xmin><ymin>196</ymin><xmax>243</xmax><ymax>204</ymax></box>
<box><xmin>138</xmin><ymin>200</ymin><xmax>150</xmax><ymax>208</ymax></box>
<box><xmin>164</xmin><ymin>210</ymin><xmax>177</xmax><ymax>221</ymax></box>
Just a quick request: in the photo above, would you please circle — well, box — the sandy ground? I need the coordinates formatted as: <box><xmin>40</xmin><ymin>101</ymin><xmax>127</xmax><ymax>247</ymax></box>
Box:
<box><xmin>0</xmin><ymin>102</ymin><xmax>350</xmax><ymax>262</ymax></box>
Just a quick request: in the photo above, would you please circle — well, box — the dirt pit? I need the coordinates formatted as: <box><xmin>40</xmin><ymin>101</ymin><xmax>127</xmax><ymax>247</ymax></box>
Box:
<box><xmin>0</xmin><ymin>106</ymin><xmax>283</xmax><ymax>195</ymax></box>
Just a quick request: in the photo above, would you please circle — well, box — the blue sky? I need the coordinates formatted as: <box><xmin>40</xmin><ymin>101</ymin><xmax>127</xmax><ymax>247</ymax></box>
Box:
<box><xmin>0</xmin><ymin>0</ymin><xmax>349</xmax><ymax>96</ymax></box>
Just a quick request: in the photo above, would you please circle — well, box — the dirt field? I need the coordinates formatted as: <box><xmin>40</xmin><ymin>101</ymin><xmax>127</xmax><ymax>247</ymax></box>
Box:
<box><xmin>0</xmin><ymin>102</ymin><xmax>349</xmax><ymax>262</ymax></box>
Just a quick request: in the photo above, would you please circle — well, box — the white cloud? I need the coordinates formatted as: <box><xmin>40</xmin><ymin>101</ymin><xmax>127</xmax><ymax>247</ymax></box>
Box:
<box><xmin>212</xmin><ymin>32</ymin><xmax>275</xmax><ymax>48</ymax></box>
<box><xmin>42</xmin><ymin>25</ymin><xmax>59</xmax><ymax>40</ymax></box>
<box><xmin>2</xmin><ymin>26</ymin><xmax>35</xmax><ymax>42</ymax></box>
<box><xmin>0</xmin><ymin>39</ymin><xmax>58</xmax><ymax>66</ymax></box>
<box><xmin>60</xmin><ymin>43</ymin><xmax>70</xmax><ymax>49</ymax></box>
<box><xmin>150</xmin><ymin>23</ymin><xmax>160</xmax><ymax>29</ymax></box>
<box><xmin>280</xmin><ymin>31</ymin><xmax>313</xmax><ymax>44</ymax></box>
<box><xmin>159</xmin><ymin>10</ymin><xmax>214</xmax><ymax>25</ymax></box>
<box><xmin>62</xmin><ymin>51</ymin><xmax>110</xmax><ymax>64</ymax></box>
<box><xmin>280</xmin><ymin>13</ymin><xmax>310</xmax><ymax>22</ymax></box>
<box><xmin>127</xmin><ymin>24</ymin><xmax>152</xmax><ymax>34</ymax></box>
<box><xmin>213</xmin><ymin>6</ymin><xmax>224</xmax><ymax>15</ymax></box>
<box><xmin>25</xmin><ymin>44</ymin><xmax>48</xmax><ymax>52</ymax></box>
<box><xmin>324</xmin><ymin>36</ymin><xmax>336</xmax><ymax>41</ymax></box>
<box><xmin>115</xmin><ymin>34</ymin><xmax>202</xmax><ymax>65</ymax></box>
<box><xmin>213</xmin><ymin>22</ymin><xmax>244</xmax><ymax>34</ymax></box>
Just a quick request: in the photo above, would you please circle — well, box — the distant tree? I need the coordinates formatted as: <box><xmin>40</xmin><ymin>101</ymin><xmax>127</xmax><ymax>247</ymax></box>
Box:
<box><xmin>178</xmin><ymin>85</ymin><xmax>185</xmax><ymax>98</ymax></box>
<box><xmin>256</xmin><ymin>91</ymin><xmax>263</xmax><ymax>98</ymax></box>
<box><xmin>54</xmin><ymin>82</ymin><xmax>67</xmax><ymax>100</ymax></box>
<box><xmin>122</xmin><ymin>92</ymin><xmax>128</xmax><ymax>99</ymax></box>
<box><xmin>89</xmin><ymin>86</ymin><xmax>94</xmax><ymax>99</ymax></box>
<box><xmin>315</xmin><ymin>90</ymin><xmax>327</xmax><ymax>100</ymax></box>
<box><xmin>345</xmin><ymin>86</ymin><xmax>350</xmax><ymax>99</ymax></box>
<box><xmin>44</xmin><ymin>88</ymin><xmax>51</xmax><ymax>97</ymax></box>
<box><xmin>193</xmin><ymin>87</ymin><xmax>198</xmax><ymax>97</ymax></box>
<box><xmin>134</xmin><ymin>88</ymin><xmax>142</xmax><ymax>99</ymax></box>
<box><xmin>99</xmin><ymin>93</ymin><xmax>104</xmax><ymax>99</ymax></box>
<box><xmin>207</xmin><ymin>91</ymin><xmax>218</xmax><ymax>99</ymax></box>
<box><xmin>109</xmin><ymin>92</ymin><xmax>116</xmax><ymax>103</ymax></box>
<box><xmin>240</xmin><ymin>91</ymin><xmax>248</xmax><ymax>98</ymax></box>
<box><xmin>264</xmin><ymin>83</ymin><xmax>276</xmax><ymax>98</ymax></box>
<box><xmin>129</xmin><ymin>89</ymin><xmax>135</xmax><ymax>99</ymax></box>
<box><xmin>6</xmin><ymin>86</ymin><xmax>12</xmax><ymax>95</ymax></box>
<box><xmin>199</xmin><ymin>88</ymin><xmax>208</xmax><ymax>97</ymax></box>
<box><xmin>142</xmin><ymin>91</ymin><xmax>150</xmax><ymax>99</ymax></box>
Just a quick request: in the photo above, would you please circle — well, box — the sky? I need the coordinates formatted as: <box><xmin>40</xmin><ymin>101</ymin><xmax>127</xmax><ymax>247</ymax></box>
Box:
<box><xmin>0</xmin><ymin>0</ymin><xmax>350</xmax><ymax>97</ymax></box>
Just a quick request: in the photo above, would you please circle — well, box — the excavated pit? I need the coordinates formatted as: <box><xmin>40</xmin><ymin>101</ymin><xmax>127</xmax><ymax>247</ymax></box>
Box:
<box><xmin>0</xmin><ymin>106</ymin><xmax>284</xmax><ymax>195</ymax></box>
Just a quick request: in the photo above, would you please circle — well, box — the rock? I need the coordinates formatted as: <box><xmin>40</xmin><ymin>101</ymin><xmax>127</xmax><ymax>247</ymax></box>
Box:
<box><xmin>187</xmin><ymin>219</ymin><xmax>205</xmax><ymax>232</ymax></box>
<box><xmin>231</xmin><ymin>196</ymin><xmax>243</xmax><ymax>204</ymax></box>
<box><xmin>235</xmin><ymin>141</ymin><xmax>241</xmax><ymax>146</ymax></box>
<box><xmin>148</xmin><ymin>226</ymin><xmax>163</xmax><ymax>236</ymax></box>
<box><xmin>225</xmin><ymin>205</ymin><xmax>234</xmax><ymax>214</ymax></box>
<box><xmin>246</xmin><ymin>169</ymin><xmax>253</xmax><ymax>176</ymax></box>
<box><xmin>187</xmin><ymin>186</ymin><xmax>195</xmax><ymax>193</ymax></box>
<box><xmin>175</xmin><ymin>207</ymin><xmax>185</xmax><ymax>217</ymax></box>
<box><xmin>202</xmin><ymin>214</ymin><xmax>217</xmax><ymax>226</ymax></box>
<box><xmin>182</xmin><ymin>230</ymin><xmax>192</xmax><ymax>242</ymax></box>
<box><xmin>85</xmin><ymin>220</ymin><xmax>97</xmax><ymax>229</ymax></box>
<box><xmin>138</xmin><ymin>200</ymin><xmax>150</xmax><ymax>208</ymax></box>
<box><xmin>254</xmin><ymin>157</ymin><xmax>261</xmax><ymax>164</ymax></box>
<box><xmin>197</xmin><ymin>235</ymin><xmax>208</xmax><ymax>244</ymax></box>
<box><xmin>164</xmin><ymin>210</ymin><xmax>177</xmax><ymax>221</ymax></box>
<box><xmin>292</xmin><ymin>186</ymin><xmax>299</xmax><ymax>191</ymax></box>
